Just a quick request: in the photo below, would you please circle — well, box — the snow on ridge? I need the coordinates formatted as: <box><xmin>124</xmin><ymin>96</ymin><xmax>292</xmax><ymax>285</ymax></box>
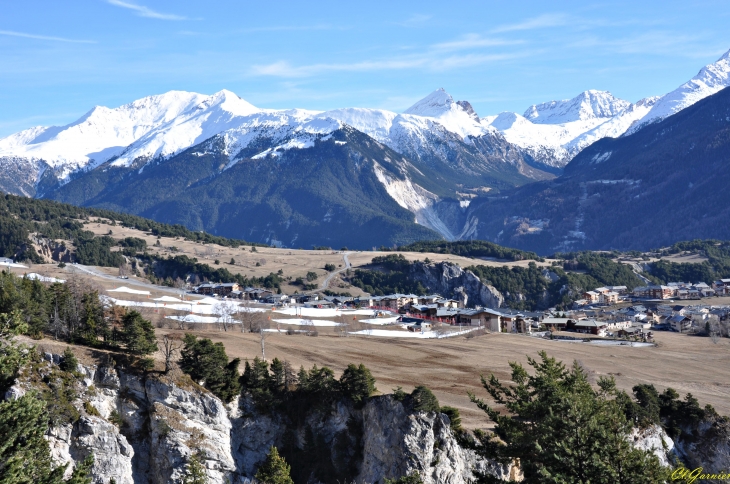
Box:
<box><xmin>628</xmin><ymin>48</ymin><xmax>730</xmax><ymax>133</ymax></box>
<box><xmin>523</xmin><ymin>90</ymin><xmax>631</xmax><ymax>125</ymax></box>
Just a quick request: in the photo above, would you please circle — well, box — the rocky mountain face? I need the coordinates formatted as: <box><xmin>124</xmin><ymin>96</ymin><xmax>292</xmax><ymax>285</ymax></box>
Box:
<box><xmin>11</xmin><ymin>352</ymin><xmax>516</xmax><ymax>484</ymax></box>
<box><xmin>464</xmin><ymin>85</ymin><xmax>730</xmax><ymax>254</ymax></box>
<box><xmin>409</xmin><ymin>261</ymin><xmax>505</xmax><ymax>308</ymax></box>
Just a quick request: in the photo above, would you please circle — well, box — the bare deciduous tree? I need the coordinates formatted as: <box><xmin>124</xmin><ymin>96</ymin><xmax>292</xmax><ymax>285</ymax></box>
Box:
<box><xmin>214</xmin><ymin>301</ymin><xmax>237</xmax><ymax>332</ymax></box>
<box><xmin>161</xmin><ymin>333</ymin><xmax>183</xmax><ymax>373</ymax></box>
<box><xmin>174</xmin><ymin>277</ymin><xmax>187</xmax><ymax>299</ymax></box>
<box><xmin>238</xmin><ymin>303</ymin><xmax>265</xmax><ymax>333</ymax></box>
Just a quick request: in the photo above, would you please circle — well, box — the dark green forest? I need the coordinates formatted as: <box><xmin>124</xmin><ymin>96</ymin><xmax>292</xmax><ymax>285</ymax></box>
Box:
<box><xmin>0</xmin><ymin>193</ymin><xmax>265</xmax><ymax>263</ymax></box>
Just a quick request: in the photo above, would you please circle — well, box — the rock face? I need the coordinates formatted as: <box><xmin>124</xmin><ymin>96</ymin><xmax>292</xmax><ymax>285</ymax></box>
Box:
<box><xmin>629</xmin><ymin>424</ymin><xmax>675</xmax><ymax>467</ymax></box>
<box><xmin>410</xmin><ymin>261</ymin><xmax>505</xmax><ymax>308</ymax></box>
<box><xmin>358</xmin><ymin>396</ymin><xmax>516</xmax><ymax>483</ymax></box>
<box><xmin>22</xmin><ymin>352</ymin><xmax>730</xmax><ymax>483</ymax></box>
<box><xmin>32</xmin><ymin>354</ymin><xmax>513</xmax><ymax>484</ymax></box>
<box><xmin>673</xmin><ymin>416</ymin><xmax>730</xmax><ymax>473</ymax></box>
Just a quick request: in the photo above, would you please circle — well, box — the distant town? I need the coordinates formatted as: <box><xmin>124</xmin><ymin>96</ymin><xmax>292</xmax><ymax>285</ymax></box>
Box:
<box><xmin>190</xmin><ymin>278</ymin><xmax>730</xmax><ymax>342</ymax></box>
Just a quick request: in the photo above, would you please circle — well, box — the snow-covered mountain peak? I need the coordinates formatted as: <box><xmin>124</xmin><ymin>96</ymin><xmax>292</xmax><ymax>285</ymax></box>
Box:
<box><xmin>489</xmin><ymin>111</ymin><xmax>531</xmax><ymax>131</ymax></box>
<box><xmin>524</xmin><ymin>90</ymin><xmax>631</xmax><ymax>125</ymax></box>
<box><xmin>195</xmin><ymin>89</ymin><xmax>258</xmax><ymax>117</ymax></box>
<box><xmin>628</xmin><ymin>49</ymin><xmax>730</xmax><ymax>132</ymax></box>
<box><xmin>403</xmin><ymin>88</ymin><xmax>456</xmax><ymax>117</ymax></box>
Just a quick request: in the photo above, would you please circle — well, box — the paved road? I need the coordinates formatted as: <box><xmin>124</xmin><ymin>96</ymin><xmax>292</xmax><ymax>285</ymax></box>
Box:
<box><xmin>320</xmin><ymin>252</ymin><xmax>352</xmax><ymax>291</ymax></box>
<box><xmin>66</xmin><ymin>264</ymin><xmax>187</xmax><ymax>297</ymax></box>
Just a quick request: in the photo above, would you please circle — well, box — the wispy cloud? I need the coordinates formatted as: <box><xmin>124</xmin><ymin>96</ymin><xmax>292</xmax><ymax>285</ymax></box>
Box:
<box><xmin>570</xmin><ymin>31</ymin><xmax>729</xmax><ymax>59</ymax></box>
<box><xmin>240</xmin><ymin>24</ymin><xmax>347</xmax><ymax>33</ymax></box>
<box><xmin>251</xmin><ymin>52</ymin><xmax>529</xmax><ymax>78</ymax></box>
<box><xmin>394</xmin><ymin>14</ymin><xmax>432</xmax><ymax>27</ymax></box>
<box><xmin>432</xmin><ymin>34</ymin><xmax>524</xmax><ymax>52</ymax></box>
<box><xmin>249</xmin><ymin>30</ymin><xmax>533</xmax><ymax>78</ymax></box>
<box><xmin>491</xmin><ymin>13</ymin><xmax>569</xmax><ymax>33</ymax></box>
<box><xmin>107</xmin><ymin>0</ymin><xmax>189</xmax><ymax>20</ymax></box>
<box><xmin>0</xmin><ymin>30</ymin><xmax>96</xmax><ymax>44</ymax></box>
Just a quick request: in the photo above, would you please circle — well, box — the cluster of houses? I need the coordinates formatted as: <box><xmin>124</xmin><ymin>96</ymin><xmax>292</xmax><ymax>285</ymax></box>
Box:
<box><xmin>193</xmin><ymin>279</ymin><xmax>730</xmax><ymax>340</ymax></box>
<box><xmin>632</xmin><ymin>280</ymin><xmax>730</xmax><ymax>300</ymax></box>
<box><xmin>574</xmin><ymin>280</ymin><xmax>730</xmax><ymax>306</ymax></box>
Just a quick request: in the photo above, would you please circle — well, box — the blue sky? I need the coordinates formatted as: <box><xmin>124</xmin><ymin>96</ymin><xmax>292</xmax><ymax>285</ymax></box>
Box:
<box><xmin>1</xmin><ymin>0</ymin><xmax>729</xmax><ymax>137</ymax></box>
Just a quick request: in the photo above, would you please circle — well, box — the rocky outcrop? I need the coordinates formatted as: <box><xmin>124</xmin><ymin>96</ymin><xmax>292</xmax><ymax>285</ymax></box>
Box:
<box><xmin>409</xmin><ymin>261</ymin><xmax>504</xmax><ymax>308</ymax></box>
<box><xmin>71</xmin><ymin>416</ymin><xmax>135</xmax><ymax>484</ymax></box>
<box><xmin>21</xmin><ymin>350</ymin><xmax>730</xmax><ymax>483</ymax></box>
<box><xmin>629</xmin><ymin>424</ymin><xmax>675</xmax><ymax>467</ymax></box>
<box><xmin>358</xmin><ymin>396</ymin><xmax>516</xmax><ymax>483</ymax></box>
<box><xmin>673</xmin><ymin>416</ymin><xmax>730</xmax><ymax>473</ymax></box>
<box><xmin>33</xmin><ymin>354</ymin><xmax>237</xmax><ymax>484</ymax></box>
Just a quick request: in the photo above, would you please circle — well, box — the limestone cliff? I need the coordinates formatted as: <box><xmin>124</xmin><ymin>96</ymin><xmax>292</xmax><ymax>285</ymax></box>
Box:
<box><xmin>409</xmin><ymin>261</ymin><xmax>505</xmax><ymax>308</ymax></box>
<box><xmin>14</xmin><ymin>351</ymin><xmax>730</xmax><ymax>483</ymax></box>
<box><xmin>16</xmin><ymin>352</ymin><xmax>512</xmax><ymax>484</ymax></box>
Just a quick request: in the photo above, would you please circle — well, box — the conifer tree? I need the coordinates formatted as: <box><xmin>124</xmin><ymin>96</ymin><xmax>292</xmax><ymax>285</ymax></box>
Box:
<box><xmin>182</xmin><ymin>452</ymin><xmax>207</xmax><ymax>484</ymax></box>
<box><xmin>121</xmin><ymin>311</ymin><xmax>158</xmax><ymax>356</ymax></box>
<box><xmin>339</xmin><ymin>363</ymin><xmax>376</xmax><ymax>406</ymax></box>
<box><xmin>469</xmin><ymin>351</ymin><xmax>670</xmax><ymax>483</ymax></box>
<box><xmin>59</xmin><ymin>347</ymin><xmax>79</xmax><ymax>373</ymax></box>
<box><xmin>254</xmin><ymin>446</ymin><xmax>293</xmax><ymax>484</ymax></box>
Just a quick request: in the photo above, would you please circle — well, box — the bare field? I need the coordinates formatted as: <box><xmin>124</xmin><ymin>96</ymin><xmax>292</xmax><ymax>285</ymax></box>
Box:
<box><xmin>79</xmin><ymin>220</ymin><xmax>553</xmax><ymax>294</ymax></box>
<box><xmin>31</xmin><ymin>328</ymin><xmax>730</xmax><ymax>430</ymax></box>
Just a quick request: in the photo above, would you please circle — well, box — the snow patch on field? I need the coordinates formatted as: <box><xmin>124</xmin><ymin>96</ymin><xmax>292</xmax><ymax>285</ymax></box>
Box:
<box><xmin>272</xmin><ymin>318</ymin><xmax>339</xmax><ymax>327</ymax></box>
<box><xmin>26</xmin><ymin>273</ymin><xmax>65</xmax><ymax>283</ymax></box>
<box><xmin>350</xmin><ymin>327</ymin><xmax>478</xmax><ymax>338</ymax></box>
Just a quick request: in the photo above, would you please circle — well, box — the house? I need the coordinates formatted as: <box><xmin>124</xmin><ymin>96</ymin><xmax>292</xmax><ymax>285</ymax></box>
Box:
<box><xmin>542</xmin><ymin>317</ymin><xmax>570</xmax><ymax>331</ymax></box>
<box><xmin>0</xmin><ymin>257</ymin><xmax>14</xmax><ymax>265</ymax></box>
<box><xmin>583</xmin><ymin>291</ymin><xmax>600</xmax><ymax>304</ymax></box>
<box><xmin>607</xmin><ymin>286</ymin><xmax>628</xmax><ymax>295</ymax></box>
<box><xmin>416</xmin><ymin>295</ymin><xmax>441</xmax><ymax>305</ymax></box>
<box><xmin>600</xmin><ymin>291</ymin><xmax>620</xmax><ymax>305</ymax></box>
<box><xmin>633</xmin><ymin>285</ymin><xmax>675</xmax><ymax>299</ymax></box>
<box><xmin>435</xmin><ymin>308</ymin><xmax>459</xmax><ymax>324</ymax></box>
<box><xmin>567</xmin><ymin>319</ymin><xmax>608</xmax><ymax>337</ymax></box>
<box><xmin>617</xmin><ymin>326</ymin><xmax>644</xmax><ymax>338</ymax></box>
<box><xmin>374</xmin><ymin>294</ymin><xmax>418</xmax><ymax>310</ymax></box>
<box><xmin>215</xmin><ymin>283</ymin><xmax>240</xmax><ymax>296</ymax></box>
<box><xmin>264</xmin><ymin>294</ymin><xmax>294</xmax><ymax>305</ymax></box>
<box><xmin>712</xmin><ymin>279</ymin><xmax>730</xmax><ymax>295</ymax></box>
<box><xmin>435</xmin><ymin>298</ymin><xmax>460</xmax><ymax>309</ymax></box>
<box><xmin>605</xmin><ymin>320</ymin><xmax>632</xmax><ymax>331</ymax></box>
<box><xmin>455</xmin><ymin>308</ymin><xmax>503</xmax><ymax>329</ymax></box>
<box><xmin>667</xmin><ymin>314</ymin><xmax>692</xmax><ymax>332</ymax></box>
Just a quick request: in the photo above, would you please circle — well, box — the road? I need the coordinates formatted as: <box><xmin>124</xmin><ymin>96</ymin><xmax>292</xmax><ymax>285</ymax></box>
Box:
<box><xmin>66</xmin><ymin>264</ymin><xmax>187</xmax><ymax>297</ymax></box>
<box><xmin>320</xmin><ymin>252</ymin><xmax>352</xmax><ymax>291</ymax></box>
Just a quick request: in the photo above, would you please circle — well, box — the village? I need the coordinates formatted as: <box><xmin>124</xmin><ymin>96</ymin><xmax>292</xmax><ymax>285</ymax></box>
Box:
<box><xmin>187</xmin><ymin>278</ymin><xmax>730</xmax><ymax>342</ymax></box>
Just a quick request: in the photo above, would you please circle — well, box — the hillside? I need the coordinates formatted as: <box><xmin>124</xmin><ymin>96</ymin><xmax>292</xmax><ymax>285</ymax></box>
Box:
<box><xmin>465</xmin><ymin>86</ymin><xmax>730</xmax><ymax>254</ymax></box>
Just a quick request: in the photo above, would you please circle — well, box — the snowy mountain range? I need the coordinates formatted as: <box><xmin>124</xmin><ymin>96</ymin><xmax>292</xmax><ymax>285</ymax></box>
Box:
<box><xmin>1</xmin><ymin>48</ymin><xmax>729</xmax><ymax>247</ymax></box>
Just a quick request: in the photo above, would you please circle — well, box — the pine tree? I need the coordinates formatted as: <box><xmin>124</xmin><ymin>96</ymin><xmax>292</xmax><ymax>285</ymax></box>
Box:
<box><xmin>59</xmin><ymin>347</ymin><xmax>79</xmax><ymax>373</ymax></box>
<box><xmin>179</xmin><ymin>334</ymin><xmax>240</xmax><ymax>402</ymax></box>
<box><xmin>339</xmin><ymin>363</ymin><xmax>376</xmax><ymax>406</ymax></box>
<box><xmin>469</xmin><ymin>351</ymin><xmax>670</xmax><ymax>483</ymax></box>
<box><xmin>182</xmin><ymin>452</ymin><xmax>207</xmax><ymax>484</ymax></box>
<box><xmin>254</xmin><ymin>446</ymin><xmax>293</xmax><ymax>484</ymax></box>
<box><xmin>121</xmin><ymin>311</ymin><xmax>158</xmax><ymax>356</ymax></box>
<box><xmin>269</xmin><ymin>358</ymin><xmax>285</xmax><ymax>392</ymax></box>
<box><xmin>410</xmin><ymin>386</ymin><xmax>439</xmax><ymax>413</ymax></box>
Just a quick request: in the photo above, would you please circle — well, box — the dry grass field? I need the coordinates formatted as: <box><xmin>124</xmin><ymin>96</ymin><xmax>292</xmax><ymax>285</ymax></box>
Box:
<box><xmin>31</xmin><ymin>326</ymin><xmax>730</xmax><ymax>430</ymax></box>
<box><xmin>77</xmin><ymin>220</ymin><xmax>555</xmax><ymax>295</ymax></box>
